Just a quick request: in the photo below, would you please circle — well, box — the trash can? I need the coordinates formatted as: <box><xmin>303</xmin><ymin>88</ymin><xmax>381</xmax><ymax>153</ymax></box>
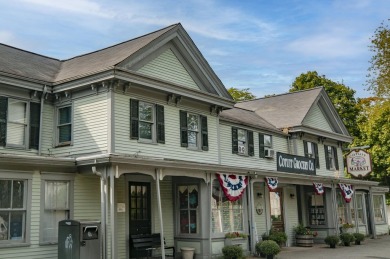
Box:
<box><xmin>58</xmin><ymin>220</ymin><xmax>101</xmax><ymax>259</ymax></box>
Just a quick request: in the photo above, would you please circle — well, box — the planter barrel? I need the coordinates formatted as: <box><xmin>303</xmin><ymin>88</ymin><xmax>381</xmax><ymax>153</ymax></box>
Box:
<box><xmin>295</xmin><ymin>235</ymin><xmax>313</xmax><ymax>247</ymax></box>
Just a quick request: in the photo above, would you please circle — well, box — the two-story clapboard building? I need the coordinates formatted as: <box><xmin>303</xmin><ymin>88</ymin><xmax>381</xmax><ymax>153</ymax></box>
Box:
<box><xmin>0</xmin><ymin>23</ymin><xmax>388</xmax><ymax>259</ymax></box>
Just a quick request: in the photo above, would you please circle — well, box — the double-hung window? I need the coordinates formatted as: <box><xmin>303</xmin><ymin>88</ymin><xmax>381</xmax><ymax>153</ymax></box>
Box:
<box><xmin>180</xmin><ymin>111</ymin><xmax>208</xmax><ymax>150</ymax></box>
<box><xmin>324</xmin><ymin>145</ymin><xmax>339</xmax><ymax>170</ymax></box>
<box><xmin>373</xmin><ymin>195</ymin><xmax>385</xmax><ymax>223</ymax></box>
<box><xmin>57</xmin><ymin>106</ymin><xmax>72</xmax><ymax>146</ymax></box>
<box><xmin>0</xmin><ymin>179</ymin><xmax>27</xmax><ymax>242</ymax></box>
<box><xmin>232</xmin><ymin>127</ymin><xmax>254</xmax><ymax>156</ymax></box>
<box><xmin>40</xmin><ymin>175</ymin><xmax>73</xmax><ymax>244</ymax></box>
<box><xmin>178</xmin><ymin>185</ymin><xmax>199</xmax><ymax>234</ymax></box>
<box><xmin>259</xmin><ymin>133</ymin><xmax>272</xmax><ymax>158</ymax></box>
<box><xmin>304</xmin><ymin>140</ymin><xmax>320</xmax><ymax>168</ymax></box>
<box><xmin>130</xmin><ymin>99</ymin><xmax>165</xmax><ymax>143</ymax></box>
<box><xmin>0</xmin><ymin>96</ymin><xmax>40</xmax><ymax>149</ymax></box>
<box><xmin>211</xmin><ymin>180</ymin><xmax>244</xmax><ymax>233</ymax></box>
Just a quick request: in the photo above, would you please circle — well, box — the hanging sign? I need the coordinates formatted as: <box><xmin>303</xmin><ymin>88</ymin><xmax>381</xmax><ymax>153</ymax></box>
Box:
<box><xmin>313</xmin><ymin>182</ymin><xmax>325</xmax><ymax>195</ymax></box>
<box><xmin>339</xmin><ymin>183</ymin><xmax>354</xmax><ymax>203</ymax></box>
<box><xmin>346</xmin><ymin>149</ymin><xmax>372</xmax><ymax>178</ymax></box>
<box><xmin>216</xmin><ymin>173</ymin><xmax>248</xmax><ymax>201</ymax></box>
<box><xmin>265</xmin><ymin>177</ymin><xmax>278</xmax><ymax>191</ymax></box>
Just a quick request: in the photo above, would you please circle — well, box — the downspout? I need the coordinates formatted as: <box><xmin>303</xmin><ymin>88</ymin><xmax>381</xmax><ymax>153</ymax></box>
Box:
<box><xmin>38</xmin><ymin>85</ymin><xmax>47</xmax><ymax>156</ymax></box>
<box><xmin>92</xmin><ymin>166</ymin><xmax>107</xmax><ymax>259</ymax></box>
<box><xmin>156</xmin><ymin>168</ymin><xmax>165</xmax><ymax>259</ymax></box>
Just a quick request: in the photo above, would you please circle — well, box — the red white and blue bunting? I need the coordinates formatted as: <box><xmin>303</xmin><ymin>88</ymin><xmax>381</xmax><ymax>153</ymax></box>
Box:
<box><xmin>265</xmin><ymin>177</ymin><xmax>278</xmax><ymax>191</ymax></box>
<box><xmin>339</xmin><ymin>183</ymin><xmax>354</xmax><ymax>203</ymax></box>
<box><xmin>313</xmin><ymin>182</ymin><xmax>325</xmax><ymax>195</ymax></box>
<box><xmin>216</xmin><ymin>173</ymin><xmax>248</xmax><ymax>202</ymax></box>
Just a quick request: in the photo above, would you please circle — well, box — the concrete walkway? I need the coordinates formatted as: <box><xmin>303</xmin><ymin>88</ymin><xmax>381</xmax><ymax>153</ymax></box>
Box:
<box><xmin>251</xmin><ymin>235</ymin><xmax>390</xmax><ymax>259</ymax></box>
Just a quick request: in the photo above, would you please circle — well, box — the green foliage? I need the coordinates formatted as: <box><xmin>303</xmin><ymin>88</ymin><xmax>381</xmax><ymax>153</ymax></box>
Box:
<box><xmin>225</xmin><ymin>232</ymin><xmax>248</xmax><ymax>238</ymax></box>
<box><xmin>339</xmin><ymin>233</ymin><xmax>355</xmax><ymax>246</ymax></box>
<box><xmin>255</xmin><ymin>241</ymin><xmax>263</xmax><ymax>255</ymax></box>
<box><xmin>259</xmin><ymin>240</ymin><xmax>281</xmax><ymax>256</ymax></box>
<box><xmin>367</xmin><ymin>19</ymin><xmax>390</xmax><ymax>98</ymax></box>
<box><xmin>342</xmin><ymin>223</ymin><xmax>355</xmax><ymax>229</ymax></box>
<box><xmin>261</xmin><ymin>232</ymin><xmax>269</xmax><ymax>241</ymax></box>
<box><xmin>353</xmin><ymin>233</ymin><xmax>365</xmax><ymax>242</ymax></box>
<box><xmin>324</xmin><ymin>235</ymin><xmax>340</xmax><ymax>246</ymax></box>
<box><xmin>227</xmin><ymin>87</ymin><xmax>256</xmax><ymax>101</ymax></box>
<box><xmin>268</xmin><ymin>229</ymin><xmax>287</xmax><ymax>246</ymax></box>
<box><xmin>293</xmin><ymin>224</ymin><xmax>316</xmax><ymax>235</ymax></box>
<box><xmin>222</xmin><ymin>245</ymin><xmax>244</xmax><ymax>259</ymax></box>
<box><xmin>291</xmin><ymin>71</ymin><xmax>360</xmax><ymax>138</ymax></box>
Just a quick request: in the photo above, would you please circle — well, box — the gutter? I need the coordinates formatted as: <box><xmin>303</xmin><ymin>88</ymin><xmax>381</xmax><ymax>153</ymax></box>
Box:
<box><xmin>38</xmin><ymin>85</ymin><xmax>48</xmax><ymax>156</ymax></box>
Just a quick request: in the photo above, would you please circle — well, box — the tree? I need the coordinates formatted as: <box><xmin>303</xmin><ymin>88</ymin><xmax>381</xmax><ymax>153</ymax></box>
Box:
<box><xmin>367</xmin><ymin>19</ymin><xmax>390</xmax><ymax>98</ymax></box>
<box><xmin>290</xmin><ymin>71</ymin><xmax>360</xmax><ymax>138</ymax></box>
<box><xmin>228</xmin><ymin>87</ymin><xmax>256</xmax><ymax>101</ymax></box>
<box><xmin>353</xmin><ymin>98</ymin><xmax>390</xmax><ymax>192</ymax></box>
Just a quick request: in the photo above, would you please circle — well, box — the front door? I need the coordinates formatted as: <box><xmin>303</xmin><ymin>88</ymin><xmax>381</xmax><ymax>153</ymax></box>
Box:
<box><xmin>129</xmin><ymin>182</ymin><xmax>151</xmax><ymax>235</ymax></box>
<box><xmin>269</xmin><ymin>188</ymin><xmax>284</xmax><ymax>231</ymax></box>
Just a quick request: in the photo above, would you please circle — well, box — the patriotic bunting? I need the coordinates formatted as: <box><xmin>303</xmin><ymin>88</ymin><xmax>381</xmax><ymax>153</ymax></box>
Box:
<box><xmin>216</xmin><ymin>173</ymin><xmax>248</xmax><ymax>201</ymax></box>
<box><xmin>265</xmin><ymin>177</ymin><xmax>278</xmax><ymax>191</ymax></box>
<box><xmin>313</xmin><ymin>182</ymin><xmax>324</xmax><ymax>195</ymax></box>
<box><xmin>339</xmin><ymin>183</ymin><xmax>354</xmax><ymax>203</ymax></box>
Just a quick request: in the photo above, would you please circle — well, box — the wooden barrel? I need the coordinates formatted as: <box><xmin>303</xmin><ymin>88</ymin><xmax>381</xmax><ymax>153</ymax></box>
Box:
<box><xmin>295</xmin><ymin>235</ymin><xmax>313</xmax><ymax>247</ymax></box>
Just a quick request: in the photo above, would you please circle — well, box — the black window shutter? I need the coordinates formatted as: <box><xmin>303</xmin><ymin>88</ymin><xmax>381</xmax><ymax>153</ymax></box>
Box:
<box><xmin>248</xmin><ymin>131</ymin><xmax>254</xmax><ymax>156</ymax></box>
<box><xmin>200</xmin><ymin>115</ymin><xmax>208</xmax><ymax>151</ymax></box>
<box><xmin>156</xmin><ymin>104</ymin><xmax>165</xmax><ymax>144</ymax></box>
<box><xmin>324</xmin><ymin>145</ymin><xmax>330</xmax><ymax>170</ymax></box>
<box><xmin>303</xmin><ymin>140</ymin><xmax>308</xmax><ymax>157</ymax></box>
<box><xmin>130</xmin><ymin>99</ymin><xmax>139</xmax><ymax>139</ymax></box>
<box><xmin>180</xmin><ymin>110</ymin><xmax>188</xmax><ymax>147</ymax></box>
<box><xmin>259</xmin><ymin>133</ymin><xmax>265</xmax><ymax>158</ymax></box>
<box><xmin>333</xmin><ymin>146</ymin><xmax>339</xmax><ymax>170</ymax></box>
<box><xmin>232</xmin><ymin>127</ymin><xmax>238</xmax><ymax>154</ymax></box>
<box><xmin>0</xmin><ymin>97</ymin><xmax>7</xmax><ymax>146</ymax></box>
<box><xmin>29</xmin><ymin>102</ymin><xmax>41</xmax><ymax>149</ymax></box>
<box><xmin>314</xmin><ymin>143</ymin><xmax>320</xmax><ymax>168</ymax></box>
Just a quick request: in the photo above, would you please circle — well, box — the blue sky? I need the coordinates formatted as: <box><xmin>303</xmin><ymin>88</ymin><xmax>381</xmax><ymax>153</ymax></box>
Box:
<box><xmin>0</xmin><ymin>0</ymin><xmax>389</xmax><ymax>98</ymax></box>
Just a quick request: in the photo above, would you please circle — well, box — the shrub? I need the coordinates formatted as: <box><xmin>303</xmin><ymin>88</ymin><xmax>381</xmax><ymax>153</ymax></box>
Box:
<box><xmin>222</xmin><ymin>245</ymin><xmax>244</xmax><ymax>259</ymax></box>
<box><xmin>259</xmin><ymin>240</ymin><xmax>281</xmax><ymax>256</ymax></box>
<box><xmin>340</xmin><ymin>233</ymin><xmax>355</xmax><ymax>246</ymax></box>
<box><xmin>268</xmin><ymin>231</ymin><xmax>287</xmax><ymax>246</ymax></box>
<box><xmin>353</xmin><ymin>233</ymin><xmax>365</xmax><ymax>244</ymax></box>
<box><xmin>261</xmin><ymin>232</ymin><xmax>269</xmax><ymax>241</ymax></box>
<box><xmin>324</xmin><ymin>235</ymin><xmax>339</xmax><ymax>247</ymax></box>
<box><xmin>255</xmin><ymin>241</ymin><xmax>262</xmax><ymax>255</ymax></box>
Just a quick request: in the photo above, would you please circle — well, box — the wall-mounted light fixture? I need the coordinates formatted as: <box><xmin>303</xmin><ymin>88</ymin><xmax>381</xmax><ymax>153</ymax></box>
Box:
<box><xmin>257</xmin><ymin>192</ymin><xmax>263</xmax><ymax>199</ymax></box>
<box><xmin>290</xmin><ymin>193</ymin><xmax>295</xmax><ymax>199</ymax></box>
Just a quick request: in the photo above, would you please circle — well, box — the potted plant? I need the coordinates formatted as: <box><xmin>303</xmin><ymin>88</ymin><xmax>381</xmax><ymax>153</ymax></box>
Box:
<box><xmin>222</xmin><ymin>245</ymin><xmax>244</xmax><ymax>259</ymax></box>
<box><xmin>324</xmin><ymin>235</ymin><xmax>339</xmax><ymax>248</ymax></box>
<box><xmin>255</xmin><ymin>241</ymin><xmax>266</xmax><ymax>258</ymax></box>
<box><xmin>259</xmin><ymin>240</ymin><xmax>281</xmax><ymax>259</ymax></box>
<box><xmin>268</xmin><ymin>229</ymin><xmax>288</xmax><ymax>247</ymax></box>
<box><xmin>224</xmin><ymin>232</ymin><xmax>248</xmax><ymax>250</ymax></box>
<box><xmin>340</xmin><ymin>222</ymin><xmax>355</xmax><ymax>233</ymax></box>
<box><xmin>353</xmin><ymin>233</ymin><xmax>365</xmax><ymax>245</ymax></box>
<box><xmin>339</xmin><ymin>232</ymin><xmax>355</xmax><ymax>246</ymax></box>
<box><xmin>261</xmin><ymin>232</ymin><xmax>269</xmax><ymax>241</ymax></box>
<box><xmin>293</xmin><ymin>224</ymin><xmax>316</xmax><ymax>247</ymax></box>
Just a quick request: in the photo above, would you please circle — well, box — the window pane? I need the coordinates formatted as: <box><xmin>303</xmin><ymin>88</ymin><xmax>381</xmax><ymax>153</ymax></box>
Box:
<box><xmin>8</xmin><ymin>100</ymin><xmax>26</xmax><ymax>124</ymax></box>
<box><xmin>188</xmin><ymin>131</ymin><xmax>197</xmax><ymax>148</ymax></box>
<box><xmin>187</xmin><ymin>114</ymin><xmax>198</xmax><ymax>131</ymax></box>
<box><xmin>59</xmin><ymin>107</ymin><xmax>71</xmax><ymax>124</ymax></box>
<box><xmin>139</xmin><ymin>122</ymin><xmax>152</xmax><ymax>139</ymax></box>
<box><xmin>6</xmin><ymin>123</ymin><xmax>25</xmax><ymax>146</ymax></box>
<box><xmin>59</xmin><ymin>125</ymin><xmax>71</xmax><ymax>143</ymax></box>
<box><xmin>0</xmin><ymin>180</ymin><xmax>11</xmax><ymax>208</ymax></box>
<box><xmin>12</xmin><ymin>180</ymin><xmax>24</xmax><ymax>208</ymax></box>
<box><xmin>179</xmin><ymin>186</ymin><xmax>188</xmax><ymax>209</ymax></box>
<box><xmin>189</xmin><ymin>186</ymin><xmax>198</xmax><ymax>209</ymax></box>
<box><xmin>42</xmin><ymin>210</ymin><xmax>68</xmax><ymax>242</ymax></box>
<box><xmin>45</xmin><ymin>181</ymin><xmax>69</xmax><ymax>210</ymax></box>
<box><xmin>264</xmin><ymin>135</ymin><xmax>272</xmax><ymax>147</ymax></box>
<box><xmin>180</xmin><ymin>210</ymin><xmax>189</xmax><ymax>233</ymax></box>
<box><xmin>10</xmin><ymin>212</ymin><xmax>24</xmax><ymax>240</ymax></box>
<box><xmin>237</xmin><ymin>129</ymin><xmax>246</xmax><ymax>142</ymax></box>
<box><xmin>0</xmin><ymin>212</ymin><xmax>9</xmax><ymax>240</ymax></box>
<box><xmin>139</xmin><ymin>102</ymin><xmax>153</xmax><ymax>122</ymax></box>
<box><xmin>189</xmin><ymin>210</ymin><xmax>197</xmax><ymax>233</ymax></box>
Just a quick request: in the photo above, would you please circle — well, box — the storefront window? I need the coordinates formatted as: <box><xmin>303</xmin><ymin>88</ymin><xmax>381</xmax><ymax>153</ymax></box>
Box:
<box><xmin>351</xmin><ymin>193</ymin><xmax>365</xmax><ymax>225</ymax></box>
<box><xmin>308</xmin><ymin>193</ymin><xmax>326</xmax><ymax>226</ymax></box>
<box><xmin>178</xmin><ymin>185</ymin><xmax>198</xmax><ymax>234</ymax></box>
<box><xmin>373</xmin><ymin>195</ymin><xmax>385</xmax><ymax>223</ymax></box>
<box><xmin>211</xmin><ymin>180</ymin><xmax>243</xmax><ymax>233</ymax></box>
<box><xmin>337</xmin><ymin>191</ymin><xmax>348</xmax><ymax>224</ymax></box>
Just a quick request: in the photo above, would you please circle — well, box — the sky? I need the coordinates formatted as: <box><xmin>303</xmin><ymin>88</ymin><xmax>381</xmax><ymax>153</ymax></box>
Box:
<box><xmin>0</xmin><ymin>0</ymin><xmax>389</xmax><ymax>98</ymax></box>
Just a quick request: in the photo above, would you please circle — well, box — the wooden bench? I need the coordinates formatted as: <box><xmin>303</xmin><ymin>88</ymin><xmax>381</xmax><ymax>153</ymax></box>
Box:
<box><xmin>130</xmin><ymin>233</ymin><xmax>175</xmax><ymax>258</ymax></box>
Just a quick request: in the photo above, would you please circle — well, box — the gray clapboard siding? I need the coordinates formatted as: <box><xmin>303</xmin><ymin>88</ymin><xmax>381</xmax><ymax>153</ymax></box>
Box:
<box><xmin>219</xmin><ymin>123</ymin><xmax>287</xmax><ymax>170</ymax></box>
<box><xmin>375</xmin><ymin>224</ymin><xmax>388</xmax><ymax>235</ymax></box>
<box><xmin>137</xmin><ymin>49</ymin><xmax>200</xmax><ymax>90</ymax></box>
<box><xmin>73</xmin><ymin>174</ymin><xmax>101</xmax><ymax>220</ymax></box>
<box><xmin>41</xmin><ymin>102</ymin><xmax>54</xmax><ymax>155</ymax></box>
<box><xmin>303</xmin><ymin>104</ymin><xmax>333</xmax><ymax>132</ymax></box>
<box><xmin>114</xmin><ymin>93</ymin><xmax>219</xmax><ymax>164</ymax></box>
<box><xmin>283</xmin><ymin>186</ymin><xmax>299</xmax><ymax>247</ymax></box>
<box><xmin>253</xmin><ymin>182</ymin><xmax>267</xmax><ymax>241</ymax></box>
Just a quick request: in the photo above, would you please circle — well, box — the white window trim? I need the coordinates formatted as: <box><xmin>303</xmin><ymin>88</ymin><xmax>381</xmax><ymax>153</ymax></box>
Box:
<box><xmin>138</xmin><ymin>101</ymin><xmax>156</xmax><ymax>144</ymax></box>
<box><xmin>176</xmin><ymin>182</ymin><xmax>200</xmax><ymax>237</ymax></box>
<box><xmin>5</xmin><ymin>98</ymin><xmax>28</xmax><ymax>150</ymax></box>
<box><xmin>39</xmin><ymin>173</ymin><xmax>75</xmax><ymax>245</ymax></box>
<box><xmin>55</xmin><ymin>104</ymin><xmax>73</xmax><ymax>147</ymax></box>
<box><xmin>0</xmin><ymin>171</ymin><xmax>32</xmax><ymax>248</ymax></box>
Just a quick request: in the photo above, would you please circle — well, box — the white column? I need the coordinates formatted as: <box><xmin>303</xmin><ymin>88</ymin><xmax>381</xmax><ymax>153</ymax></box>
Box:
<box><xmin>110</xmin><ymin>168</ymin><xmax>116</xmax><ymax>259</ymax></box>
<box><xmin>156</xmin><ymin>168</ymin><xmax>165</xmax><ymax>259</ymax></box>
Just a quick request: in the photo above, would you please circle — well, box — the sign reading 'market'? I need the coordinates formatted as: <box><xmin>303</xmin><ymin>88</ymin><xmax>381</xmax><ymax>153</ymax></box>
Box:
<box><xmin>346</xmin><ymin>149</ymin><xmax>372</xmax><ymax>178</ymax></box>
<box><xmin>277</xmin><ymin>152</ymin><xmax>316</xmax><ymax>175</ymax></box>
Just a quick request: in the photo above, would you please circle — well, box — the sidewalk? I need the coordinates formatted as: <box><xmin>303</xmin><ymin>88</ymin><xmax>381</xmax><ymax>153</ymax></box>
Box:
<box><xmin>251</xmin><ymin>234</ymin><xmax>390</xmax><ymax>259</ymax></box>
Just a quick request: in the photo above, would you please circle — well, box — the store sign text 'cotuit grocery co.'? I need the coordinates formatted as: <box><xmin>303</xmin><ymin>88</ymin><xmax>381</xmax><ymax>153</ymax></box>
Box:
<box><xmin>277</xmin><ymin>152</ymin><xmax>316</xmax><ymax>175</ymax></box>
<box><xmin>346</xmin><ymin>149</ymin><xmax>372</xmax><ymax>178</ymax></box>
